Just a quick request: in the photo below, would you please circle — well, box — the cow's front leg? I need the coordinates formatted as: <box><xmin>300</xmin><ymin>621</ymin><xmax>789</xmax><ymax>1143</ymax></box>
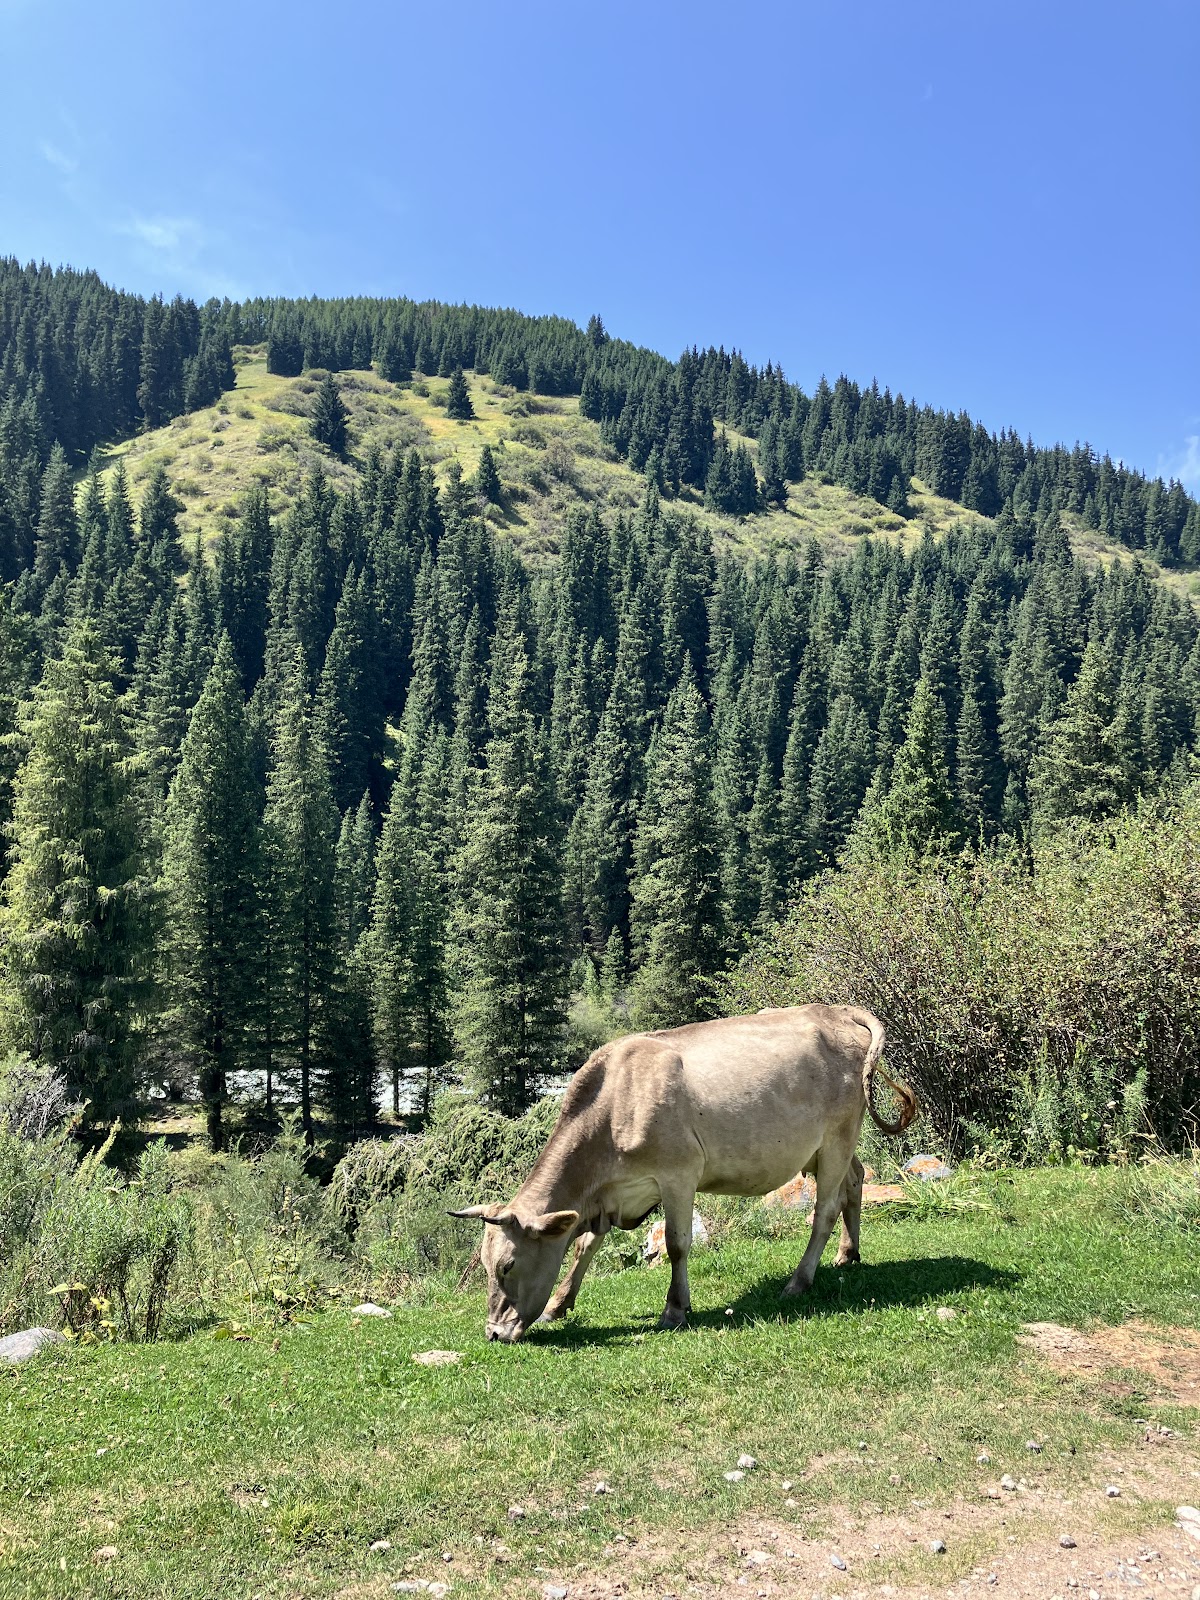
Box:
<box><xmin>540</xmin><ymin>1223</ymin><xmax>608</xmax><ymax>1322</ymax></box>
<box><xmin>657</xmin><ymin>1185</ymin><xmax>696</xmax><ymax>1330</ymax></box>
<box><xmin>834</xmin><ymin>1155</ymin><xmax>864</xmax><ymax>1267</ymax></box>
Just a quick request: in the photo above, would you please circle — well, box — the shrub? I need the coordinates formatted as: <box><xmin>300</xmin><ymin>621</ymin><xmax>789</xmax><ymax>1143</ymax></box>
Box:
<box><xmin>721</xmin><ymin>795</ymin><xmax>1200</xmax><ymax>1157</ymax></box>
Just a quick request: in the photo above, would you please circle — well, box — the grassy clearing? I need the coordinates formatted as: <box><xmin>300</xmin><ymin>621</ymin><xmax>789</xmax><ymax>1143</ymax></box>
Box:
<box><xmin>2</xmin><ymin>1167</ymin><xmax>1197</xmax><ymax>1599</ymax></box>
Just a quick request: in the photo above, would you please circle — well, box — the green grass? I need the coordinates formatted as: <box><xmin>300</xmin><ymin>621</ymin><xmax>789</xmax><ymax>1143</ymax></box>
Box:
<box><xmin>2</xmin><ymin>1167</ymin><xmax>1197</xmax><ymax>1598</ymax></box>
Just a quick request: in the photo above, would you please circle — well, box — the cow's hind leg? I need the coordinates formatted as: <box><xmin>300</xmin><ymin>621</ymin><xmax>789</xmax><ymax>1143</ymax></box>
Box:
<box><xmin>834</xmin><ymin>1155</ymin><xmax>864</xmax><ymax>1267</ymax></box>
<box><xmin>540</xmin><ymin>1223</ymin><xmax>608</xmax><ymax>1322</ymax></box>
<box><xmin>657</xmin><ymin>1182</ymin><xmax>697</xmax><ymax>1331</ymax></box>
<box><xmin>782</xmin><ymin>1141</ymin><xmax>854</xmax><ymax>1298</ymax></box>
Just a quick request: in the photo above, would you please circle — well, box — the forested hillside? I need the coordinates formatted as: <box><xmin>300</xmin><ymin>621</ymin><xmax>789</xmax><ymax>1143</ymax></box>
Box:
<box><xmin>2</xmin><ymin>259</ymin><xmax>1199</xmax><ymax>1152</ymax></box>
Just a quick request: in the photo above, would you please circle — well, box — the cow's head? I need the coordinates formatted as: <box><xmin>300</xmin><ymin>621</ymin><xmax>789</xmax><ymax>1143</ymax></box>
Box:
<box><xmin>448</xmin><ymin>1203</ymin><xmax>579</xmax><ymax>1342</ymax></box>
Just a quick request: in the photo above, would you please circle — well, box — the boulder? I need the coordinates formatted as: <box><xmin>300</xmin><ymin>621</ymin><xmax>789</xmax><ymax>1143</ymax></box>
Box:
<box><xmin>643</xmin><ymin>1209</ymin><xmax>709</xmax><ymax>1263</ymax></box>
<box><xmin>0</xmin><ymin>1327</ymin><xmax>65</xmax><ymax>1365</ymax></box>
<box><xmin>762</xmin><ymin>1173</ymin><xmax>816</xmax><ymax>1211</ymax></box>
<box><xmin>902</xmin><ymin>1155</ymin><xmax>954</xmax><ymax>1181</ymax></box>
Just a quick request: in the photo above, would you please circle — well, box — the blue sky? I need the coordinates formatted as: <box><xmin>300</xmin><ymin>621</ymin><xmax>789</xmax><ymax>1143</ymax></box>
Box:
<box><xmin>2</xmin><ymin>0</ymin><xmax>1197</xmax><ymax>488</ymax></box>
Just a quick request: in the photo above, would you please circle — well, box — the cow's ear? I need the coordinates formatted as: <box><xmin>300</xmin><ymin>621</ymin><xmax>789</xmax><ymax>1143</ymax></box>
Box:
<box><xmin>529</xmin><ymin>1209</ymin><xmax>579</xmax><ymax>1240</ymax></box>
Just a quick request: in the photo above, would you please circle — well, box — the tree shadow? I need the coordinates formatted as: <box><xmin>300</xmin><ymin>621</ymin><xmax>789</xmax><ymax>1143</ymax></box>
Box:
<box><xmin>529</xmin><ymin>1254</ymin><xmax>1019</xmax><ymax>1349</ymax></box>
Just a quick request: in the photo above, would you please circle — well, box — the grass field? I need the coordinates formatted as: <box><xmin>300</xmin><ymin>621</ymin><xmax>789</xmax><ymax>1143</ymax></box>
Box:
<box><xmin>88</xmin><ymin>352</ymin><xmax>1046</xmax><ymax>570</ymax></box>
<box><xmin>3</xmin><ymin>1167</ymin><xmax>1199</xmax><ymax>1599</ymax></box>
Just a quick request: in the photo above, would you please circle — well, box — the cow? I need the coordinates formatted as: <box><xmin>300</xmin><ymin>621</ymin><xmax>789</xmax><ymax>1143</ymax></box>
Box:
<box><xmin>450</xmin><ymin>1003</ymin><xmax>918</xmax><ymax>1343</ymax></box>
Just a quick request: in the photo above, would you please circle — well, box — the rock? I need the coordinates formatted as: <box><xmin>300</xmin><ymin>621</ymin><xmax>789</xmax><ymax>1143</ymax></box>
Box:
<box><xmin>736</xmin><ymin>1453</ymin><xmax>758</xmax><ymax>1470</ymax></box>
<box><xmin>392</xmin><ymin>1585</ymin><xmax>426</xmax><ymax>1594</ymax></box>
<box><xmin>745</xmin><ymin>1551</ymin><xmax>771</xmax><ymax>1566</ymax></box>
<box><xmin>592</xmin><ymin>1481</ymin><xmax>610</xmax><ymax>1495</ymax></box>
<box><xmin>830</xmin><ymin>1554</ymin><xmax>847</xmax><ymax>1571</ymax></box>
<box><xmin>935</xmin><ymin>1307</ymin><xmax>957</xmax><ymax>1322</ymax></box>
<box><xmin>543</xmin><ymin>1587</ymin><xmax>568</xmax><ymax>1600</ymax></box>
<box><xmin>1105</xmin><ymin>1485</ymin><xmax>1121</xmax><ymax>1498</ymax></box>
<box><xmin>352</xmin><ymin>1303</ymin><xmax>392</xmax><ymax>1318</ymax></box>
<box><xmin>370</xmin><ymin>1539</ymin><xmax>393</xmax><ymax>1552</ymax></box>
<box><xmin>0</xmin><ymin>1327</ymin><xmax>65</xmax><ymax>1365</ymax></box>
<box><xmin>902</xmin><ymin>1155</ymin><xmax>954</xmax><ymax>1181</ymax></box>
<box><xmin>642</xmin><ymin>1210</ymin><xmax>709</xmax><ymax>1263</ymax></box>
<box><xmin>781</xmin><ymin>1479</ymin><xmax>794</xmax><ymax>1492</ymax></box>
<box><xmin>888</xmin><ymin>1472</ymin><xmax>902</xmax><ymax>1485</ymax></box>
<box><xmin>507</xmin><ymin>1505</ymin><xmax>526</xmax><ymax>1521</ymax></box>
<box><xmin>930</xmin><ymin>1540</ymin><xmax>946</xmax><ymax>1554</ymax></box>
<box><xmin>724</xmin><ymin>1470</ymin><xmax>745</xmax><ymax>1483</ymax></box>
<box><xmin>1026</xmin><ymin>1439</ymin><xmax>1042</xmax><ymax>1452</ymax></box>
<box><xmin>977</xmin><ymin>1451</ymin><xmax>991</xmax><ymax>1464</ymax></box>
<box><xmin>1060</xmin><ymin>1535</ymin><xmax>1077</xmax><ymax>1549</ymax></box>
<box><xmin>784</xmin><ymin>1498</ymin><xmax>798</xmax><ymax>1509</ymax></box>
<box><xmin>763</xmin><ymin>1173</ymin><xmax>816</xmax><ymax>1212</ymax></box>
<box><xmin>92</xmin><ymin>1546</ymin><xmax>118</xmax><ymax>1563</ymax></box>
<box><xmin>1175</xmin><ymin>1506</ymin><xmax>1200</xmax><ymax>1543</ymax></box>
<box><xmin>411</xmin><ymin>1349</ymin><xmax>461</xmax><ymax>1366</ymax></box>
<box><xmin>1000</xmin><ymin>1475</ymin><xmax>1017</xmax><ymax>1491</ymax></box>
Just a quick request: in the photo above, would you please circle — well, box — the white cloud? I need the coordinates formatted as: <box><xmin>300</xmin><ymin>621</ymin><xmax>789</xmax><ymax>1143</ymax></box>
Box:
<box><xmin>115</xmin><ymin>212</ymin><xmax>246</xmax><ymax>301</ymax></box>
<box><xmin>1157</xmin><ymin>434</ymin><xmax>1200</xmax><ymax>493</ymax></box>
<box><xmin>39</xmin><ymin>140</ymin><xmax>77</xmax><ymax>175</ymax></box>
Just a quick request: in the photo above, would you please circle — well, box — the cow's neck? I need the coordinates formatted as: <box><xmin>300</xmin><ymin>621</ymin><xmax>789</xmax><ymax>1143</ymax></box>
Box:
<box><xmin>513</xmin><ymin>1118</ymin><xmax>610</xmax><ymax>1225</ymax></box>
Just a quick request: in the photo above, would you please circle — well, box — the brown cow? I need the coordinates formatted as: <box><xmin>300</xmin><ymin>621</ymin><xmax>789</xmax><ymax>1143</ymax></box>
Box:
<box><xmin>451</xmin><ymin>1003</ymin><xmax>917</xmax><ymax>1342</ymax></box>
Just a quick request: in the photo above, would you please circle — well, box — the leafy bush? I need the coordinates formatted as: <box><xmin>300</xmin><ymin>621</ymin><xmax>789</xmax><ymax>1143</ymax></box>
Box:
<box><xmin>1113</xmin><ymin>1155</ymin><xmax>1200</xmax><ymax>1232</ymax></box>
<box><xmin>722</xmin><ymin>795</ymin><xmax>1200</xmax><ymax>1157</ymax></box>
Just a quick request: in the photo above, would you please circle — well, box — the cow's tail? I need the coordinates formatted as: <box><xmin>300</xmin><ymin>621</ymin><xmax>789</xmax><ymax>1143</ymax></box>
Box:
<box><xmin>845</xmin><ymin>1007</ymin><xmax>919</xmax><ymax>1136</ymax></box>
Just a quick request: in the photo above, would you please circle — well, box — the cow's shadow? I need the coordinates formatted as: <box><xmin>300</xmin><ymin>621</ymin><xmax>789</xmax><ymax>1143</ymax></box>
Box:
<box><xmin>529</xmin><ymin>1254</ymin><xmax>1018</xmax><ymax>1348</ymax></box>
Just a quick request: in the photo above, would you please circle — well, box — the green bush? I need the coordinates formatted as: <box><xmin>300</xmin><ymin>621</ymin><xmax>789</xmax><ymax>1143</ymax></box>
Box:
<box><xmin>722</xmin><ymin>794</ymin><xmax>1200</xmax><ymax>1157</ymax></box>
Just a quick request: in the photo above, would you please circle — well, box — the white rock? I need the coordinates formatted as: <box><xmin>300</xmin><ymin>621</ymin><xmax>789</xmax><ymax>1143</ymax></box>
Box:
<box><xmin>784</xmin><ymin>1497</ymin><xmax>798</xmax><ymax>1509</ymax></box>
<box><xmin>92</xmin><ymin>1546</ymin><xmax>118</xmax><ymax>1563</ymax></box>
<box><xmin>0</xmin><ymin>1327</ymin><xmax>65</xmax><ymax>1364</ymax></box>
<box><xmin>353</xmin><ymin>1302</ymin><xmax>392</xmax><ymax>1318</ymax></box>
<box><xmin>830</xmin><ymin>1554</ymin><xmax>847</xmax><ymax>1571</ymax></box>
<box><xmin>642</xmin><ymin>1209</ymin><xmax>709</xmax><ymax>1263</ymax></box>
<box><xmin>737</xmin><ymin>1454</ymin><xmax>758</xmax><ymax>1470</ymax></box>
<box><xmin>977</xmin><ymin>1452</ymin><xmax>991</xmax><ymax>1464</ymax></box>
<box><xmin>745</xmin><ymin>1551</ymin><xmax>771</xmax><ymax>1565</ymax></box>
<box><xmin>930</xmin><ymin>1539</ymin><xmax>946</xmax><ymax>1554</ymax></box>
<box><xmin>1000</xmin><ymin>1474</ymin><xmax>1017</xmax><ymax>1491</ymax></box>
<box><xmin>370</xmin><ymin>1538</ymin><xmax>393</xmax><ymax>1552</ymax></box>
<box><xmin>724</xmin><ymin>1470</ymin><xmax>745</xmax><ymax>1483</ymax></box>
<box><xmin>935</xmin><ymin>1307</ymin><xmax>957</xmax><ymax>1322</ymax></box>
<box><xmin>781</xmin><ymin>1479</ymin><xmax>794</xmax><ymax>1492</ymax></box>
<box><xmin>391</xmin><ymin>1583</ymin><xmax>427</xmax><ymax>1593</ymax></box>
<box><xmin>592</xmin><ymin>1481</ymin><xmax>610</xmax><ymax>1494</ymax></box>
<box><xmin>429</xmin><ymin>1586</ymin><xmax>450</xmax><ymax>1600</ymax></box>
<box><xmin>543</xmin><ymin>1587</ymin><xmax>568</xmax><ymax>1600</ymax></box>
<box><xmin>1175</xmin><ymin>1506</ymin><xmax>1200</xmax><ymax>1543</ymax></box>
<box><xmin>1059</xmin><ymin>1534</ymin><xmax>1077</xmax><ymax>1548</ymax></box>
<box><xmin>1106</xmin><ymin>1485</ymin><xmax>1121</xmax><ymax>1498</ymax></box>
<box><xmin>1026</xmin><ymin>1439</ymin><xmax>1042</xmax><ymax>1452</ymax></box>
<box><xmin>507</xmin><ymin>1505</ymin><xmax>526</xmax><ymax>1520</ymax></box>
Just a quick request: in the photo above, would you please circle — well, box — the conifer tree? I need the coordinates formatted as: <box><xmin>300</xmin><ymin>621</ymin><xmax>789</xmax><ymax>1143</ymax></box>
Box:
<box><xmin>454</xmin><ymin>605</ymin><xmax>567</xmax><ymax>1112</ymax></box>
<box><xmin>1030</xmin><ymin>636</ymin><xmax>1131</xmax><ymax>823</ymax></box>
<box><xmin>262</xmin><ymin>641</ymin><xmax>340</xmax><ymax>1140</ymax></box>
<box><xmin>445</xmin><ymin>367</ymin><xmax>474</xmax><ymax>421</ymax></box>
<box><xmin>0</xmin><ymin>626</ymin><xmax>151</xmax><ymax>1112</ymax></box>
<box><xmin>852</xmin><ymin>677</ymin><xmax>960</xmax><ymax>859</ymax></box>
<box><xmin>31</xmin><ymin>443</ymin><xmax>78</xmax><ymax>595</ymax></box>
<box><xmin>328</xmin><ymin>792</ymin><xmax>377</xmax><ymax>1129</ymax></box>
<box><xmin>160</xmin><ymin>634</ymin><xmax>262</xmax><ymax>1149</ymax></box>
<box><xmin>310</xmin><ymin>372</ymin><xmax>349</xmax><ymax>457</ymax></box>
<box><xmin>629</xmin><ymin>671</ymin><xmax>725</xmax><ymax>1027</ymax></box>
<box><xmin>475</xmin><ymin>442</ymin><xmax>502</xmax><ymax>504</ymax></box>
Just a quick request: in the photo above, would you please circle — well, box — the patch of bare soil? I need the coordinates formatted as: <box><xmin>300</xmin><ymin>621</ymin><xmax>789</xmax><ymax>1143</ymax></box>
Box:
<box><xmin>1019</xmin><ymin>1322</ymin><xmax>1200</xmax><ymax>1408</ymax></box>
<box><xmin>529</xmin><ymin>1441</ymin><xmax>1200</xmax><ymax>1600</ymax></box>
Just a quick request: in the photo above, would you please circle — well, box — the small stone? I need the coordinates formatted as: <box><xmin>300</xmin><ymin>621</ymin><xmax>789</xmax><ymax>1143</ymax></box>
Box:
<box><xmin>1000</xmin><ymin>1474</ymin><xmax>1017</xmax><ymax>1491</ymax></box>
<box><xmin>1176</xmin><ymin>1506</ymin><xmax>1200</xmax><ymax>1543</ymax></box>
<box><xmin>888</xmin><ymin>1472</ymin><xmax>902</xmax><ymax>1485</ymax></box>
<box><xmin>1060</xmin><ymin>1535</ymin><xmax>1077</xmax><ymax>1549</ymax></box>
<box><xmin>745</xmin><ymin>1551</ymin><xmax>771</xmax><ymax>1566</ymax></box>
<box><xmin>352</xmin><ymin>1302</ymin><xmax>392</xmax><ymax>1318</ymax></box>
<box><xmin>441</xmin><ymin>1552</ymin><xmax>452</xmax><ymax>1563</ymax></box>
<box><xmin>412</xmin><ymin>1349</ymin><xmax>461</xmax><ymax>1366</ymax></box>
<box><xmin>543</xmin><ymin>1587</ymin><xmax>568</xmax><ymax>1600</ymax></box>
<box><xmin>1106</xmin><ymin>1485</ymin><xmax>1121</xmax><ymax>1498</ymax></box>
<box><xmin>781</xmin><ymin>1479</ymin><xmax>794</xmax><ymax>1492</ymax></box>
<box><xmin>784</xmin><ymin>1498</ymin><xmax>798</xmax><ymax>1509</ymax></box>
<box><xmin>857</xmin><ymin>1440</ymin><xmax>868</xmax><ymax>1450</ymax></box>
<box><xmin>936</xmin><ymin>1307</ymin><xmax>957</xmax><ymax>1322</ymax></box>
<box><xmin>737</xmin><ymin>1454</ymin><xmax>758</xmax><ymax>1470</ymax></box>
<box><xmin>507</xmin><ymin>1505</ymin><xmax>526</xmax><ymax>1521</ymax></box>
<box><xmin>986</xmin><ymin>1575</ymin><xmax>997</xmax><ymax>1586</ymax></box>
<box><xmin>830</xmin><ymin>1554</ymin><xmax>847</xmax><ymax>1571</ymax></box>
<box><xmin>1026</xmin><ymin>1439</ymin><xmax>1042</xmax><ymax>1453</ymax></box>
<box><xmin>930</xmin><ymin>1540</ymin><xmax>946</xmax><ymax>1554</ymax></box>
<box><xmin>592</xmin><ymin>1481</ymin><xmax>610</xmax><ymax>1494</ymax></box>
<box><xmin>724</xmin><ymin>1470</ymin><xmax>745</xmax><ymax>1483</ymax></box>
<box><xmin>370</xmin><ymin>1539</ymin><xmax>393</xmax><ymax>1552</ymax></box>
<box><xmin>977</xmin><ymin>1452</ymin><xmax>991</xmax><ymax>1464</ymax></box>
<box><xmin>92</xmin><ymin>1546</ymin><xmax>118</xmax><ymax>1563</ymax></box>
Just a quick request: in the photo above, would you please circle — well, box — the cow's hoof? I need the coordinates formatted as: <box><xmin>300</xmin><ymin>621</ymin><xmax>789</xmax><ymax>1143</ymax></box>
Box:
<box><xmin>834</xmin><ymin>1250</ymin><xmax>861</xmax><ymax>1268</ymax></box>
<box><xmin>657</xmin><ymin>1308</ymin><xmax>688</xmax><ymax>1331</ymax></box>
<box><xmin>780</xmin><ymin>1275</ymin><xmax>810</xmax><ymax>1299</ymax></box>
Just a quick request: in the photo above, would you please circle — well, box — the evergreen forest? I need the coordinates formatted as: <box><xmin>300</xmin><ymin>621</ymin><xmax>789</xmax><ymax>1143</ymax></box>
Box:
<box><xmin>3</xmin><ymin>257</ymin><xmax>1200</xmax><ymax>1150</ymax></box>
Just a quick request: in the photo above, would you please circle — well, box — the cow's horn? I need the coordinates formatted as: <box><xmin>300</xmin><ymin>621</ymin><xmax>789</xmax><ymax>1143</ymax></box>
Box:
<box><xmin>447</xmin><ymin>1205</ymin><xmax>490</xmax><ymax>1219</ymax></box>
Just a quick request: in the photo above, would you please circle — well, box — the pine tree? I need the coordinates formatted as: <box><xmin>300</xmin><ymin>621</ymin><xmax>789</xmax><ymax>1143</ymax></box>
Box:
<box><xmin>0</xmin><ymin>626</ymin><xmax>151</xmax><ymax>1112</ymax></box>
<box><xmin>31</xmin><ymin>443</ymin><xmax>78</xmax><ymax>594</ymax></box>
<box><xmin>311</xmin><ymin>372</ymin><xmax>349</xmax><ymax>457</ymax></box>
<box><xmin>1030</xmin><ymin>636</ymin><xmax>1131</xmax><ymax>823</ymax></box>
<box><xmin>628</xmin><ymin>671</ymin><xmax>725</xmax><ymax>1028</ymax></box>
<box><xmin>262</xmin><ymin>641</ymin><xmax>340</xmax><ymax>1140</ymax></box>
<box><xmin>328</xmin><ymin>793</ymin><xmax>377</xmax><ymax>1129</ymax></box>
<box><xmin>804</xmin><ymin>693</ymin><xmax>874</xmax><ymax>866</ymax></box>
<box><xmin>454</xmin><ymin>606</ymin><xmax>567</xmax><ymax>1113</ymax></box>
<box><xmin>475</xmin><ymin>442</ymin><xmax>502</xmax><ymax>504</ymax></box>
<box><xmin>160</xmin><ymin>635</ymin><xmax>262</xmax><ymax>1149</ymax></box>
<box><xmin>445</xmin><ymin>367</ymin><xmax>474</xmax><ymax>422</ymax></box>
<box><xmin>852</xmin><ymin>677</ymin><xmax>960</xmax><ymax>859</ymax></box>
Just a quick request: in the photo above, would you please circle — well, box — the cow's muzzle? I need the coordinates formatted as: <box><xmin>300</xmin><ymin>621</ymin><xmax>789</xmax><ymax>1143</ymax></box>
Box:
<box><xmin>486</xmin><ymin>1320</ymin><xmax>523</xmax><ymax>1344</ymax></box>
